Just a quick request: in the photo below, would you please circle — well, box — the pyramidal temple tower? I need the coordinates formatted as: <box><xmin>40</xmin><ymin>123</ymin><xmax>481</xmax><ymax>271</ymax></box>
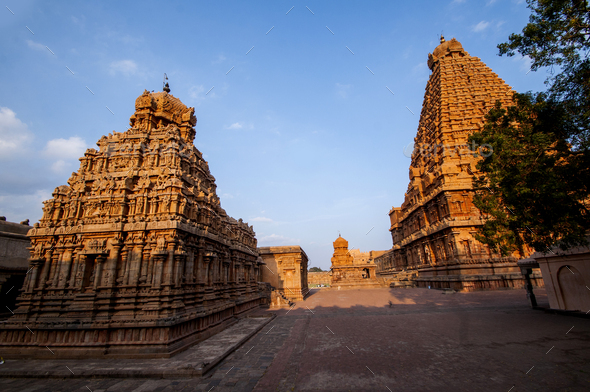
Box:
<box><xmin>0</xmin><ymin>89</ymin><xmax>268</xmax><ymax>358</ymax></box>
<box><xmin>375</xmin><ymin>37</ymin><xmax>542</xmax><ymax>291</ymax></box>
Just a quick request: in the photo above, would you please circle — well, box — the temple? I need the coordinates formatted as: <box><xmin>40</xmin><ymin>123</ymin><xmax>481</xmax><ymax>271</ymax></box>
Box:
<box><xmin>375</xmin><ymin>37</ymin><xmax>543</xmax><ymax>291</ymax></box>
<box><xmin>329</xmin><ymin>235</ymin><xmax>385</xmax><ymax>289</ymax></box>
<box><xmin>0</xmin><ymin>89</ymin><xmax>268</xmax><ymax>358</ymax></box>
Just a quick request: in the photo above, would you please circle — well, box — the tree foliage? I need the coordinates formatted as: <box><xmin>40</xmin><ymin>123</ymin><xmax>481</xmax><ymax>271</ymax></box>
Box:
<box><xmin>470</xmin><ymin>0</ymin><xmax>590</xmax><ymax>254</ymax></box>
<box><xmin>498</xmin><ymin>0</ymin><xmax>589</xmax><ymax>149</ymax></box>
<box><xmin>309</xmin><ymin>266</ymin><xmax>324</xmax><ymax>272</ymax></box>
<box><xmin>470</xmin><ymin>93</ymin><xmax>590</xmax><ymax>255</ymax></box>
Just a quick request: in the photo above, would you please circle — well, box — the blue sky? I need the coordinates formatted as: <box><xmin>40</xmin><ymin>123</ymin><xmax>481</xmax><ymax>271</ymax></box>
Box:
<box><xmin>0</xmin><ymin>0</ymin><xmax>548</xmax><ymax>270</ymax></box>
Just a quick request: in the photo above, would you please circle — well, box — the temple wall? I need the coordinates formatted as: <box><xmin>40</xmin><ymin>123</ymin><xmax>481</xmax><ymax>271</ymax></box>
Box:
<box><xmin>308</xmin><ymin>271</ymin><xmax>330</xmax><ymax>286</ymax></box>
<box><xmin>259</xmin><ymin>246</ymin><xmax>309</xmax><ymax>302</ymax></box>
<box><xmin>0</xmin><ymin>219</ymin><xmax>31</xmax><ymax>319</ymax></box>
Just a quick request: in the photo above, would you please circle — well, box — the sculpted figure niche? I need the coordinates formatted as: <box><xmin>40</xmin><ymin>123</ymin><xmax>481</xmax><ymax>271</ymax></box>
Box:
<box><xmin>0</xmin><ymin>88</ymin><xmax>267</xmax><ymax>358</ymax></box>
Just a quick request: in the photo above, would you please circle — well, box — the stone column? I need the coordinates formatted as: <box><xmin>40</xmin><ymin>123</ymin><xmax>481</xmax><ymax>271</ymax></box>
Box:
<box><xmin>68</xmin><ymin>247</ymin><xmax>83</xmax><ymax>288</ymax></box>
<box><xmin>129</xmin><ymin>244</ymin><xmax>143</xmax><ymax>287</ymax></box>
<box><xmin>50</xmin><ymin>249</ymin><xmax>64</xmax><ymax>287</ymax></box>
<box><xmin>24</xmin><ymin>259</ymin><xmax>44</xmax><ymax>293</ymax></box>
<box><xmin>163</xmin><ymin>246</ymin><xmax>175</xmax><ymax>286</ymax></box>
<box><xmin>93</xmin><ymin>255</ymin><xmax>106</xmax><ymax>290</ymax></box>
<box><xmin>37</xmin><ymin>250</ymin><xmax>53</xmax><ymax>289</ymax></box>
<box><xmin>140</xmin><ymin>245</ymin><xmax>151</xmax><ymax>283</ymax></box>
<box><xmin>152</xmin><ymin>253</ymin><xmax>166</xmax><ymax>289</ymax></box>
<box><xmin>104</xmin><ymin>245</ymin><xmax>121</xmax><ymax>287</ymax></box>
<box><xmin>58</xmin><ymin>249</ymin><xmax>73</xmax><ymax>288</ymax></box>
<box><xmin>173</xmin><ymin>253</ymin><xmax>185</xmax><ymax>288</ymax></box>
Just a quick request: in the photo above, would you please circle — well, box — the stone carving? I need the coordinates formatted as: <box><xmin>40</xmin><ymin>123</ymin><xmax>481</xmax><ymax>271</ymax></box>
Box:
<box><xmin>0</xmin><ymin>89</ymin><xmax>267</xmax><ymax>358</ymax></box>
<box><xmin>329</xmin><ymin>235</ymin><xmax>384</xmax><ymax>289</ymax></box>
<box><xmin>375</xmin><ymin>37</ymin><xmax>541</xmax><ymax>291</ymax></box>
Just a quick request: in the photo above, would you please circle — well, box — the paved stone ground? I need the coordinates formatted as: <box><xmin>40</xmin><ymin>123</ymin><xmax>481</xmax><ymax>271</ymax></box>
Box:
<box><xmin>2</xmin><ymin>287</ymin><xmax>589</xmax><ymax>391</ymax></box>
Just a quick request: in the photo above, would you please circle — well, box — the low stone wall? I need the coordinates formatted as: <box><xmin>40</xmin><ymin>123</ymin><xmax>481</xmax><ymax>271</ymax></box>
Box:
<box><xmin>308</xmin><ymin>271</ymin><xmax>330</xmax><ymax>286</ymax></box>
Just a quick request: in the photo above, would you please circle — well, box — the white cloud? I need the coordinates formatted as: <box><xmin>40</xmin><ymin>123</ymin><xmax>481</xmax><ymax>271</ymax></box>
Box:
<box><xmin>0</xmin><ymin>107</ymin><xmax>32</xmax><ymax>160</ymax></box>
<box><xmin>109</xmin><ymin>60</ymin><xmax>138</xmax><ymax>76</ymax></box>
<box><xmin>472</xmin><ymin>21</ymin><xmax>490</xmax><ymax>32</ymax></box>
<box><xmin>188</xmin><ymin>85</ymin><xmax>212</xmax><ymax>105</ymax></box>
<box><xmin>258</xmin><ymin>233</ymin><xmax>300</xmax><ymax>245</ymax></box>
<box><xmin>212</xmin><ymin>54</ymin><xmax>226</xmax><ymax>65</ymax></box>
<box><xmin>43</xmin><ymin>136</ymin><xmax>87</xmax><ymax>173</ymax></box>
<box><xmin>335</xmin><ymin>83</ymin><xmax>351</xmax><ymax>98</ymax></box>
<box><xmin>26</xmin><ymin>40</ymin><xmax>48</xmax><ymax>52</ymax></box>
<box><xmin>451</xmin><ymin>0</ymin><xmax>466</xmax><ymax>4</ymax></box>
<box><xmin>0</xmin><ymin>189</ymin><xmax>51</xmax><ymax>224</ymax></box>
<box><xmin>251</xmin><ymin>217</ymin><xmax>273</xmax><ymax>222</ymax></box>
<box><xmin>226</xmin><ymin>122</ymin><xmax>243</xmax><ymax>130</ymax></box>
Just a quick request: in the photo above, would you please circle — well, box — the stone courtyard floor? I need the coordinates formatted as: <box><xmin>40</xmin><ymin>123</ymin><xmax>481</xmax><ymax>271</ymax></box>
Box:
<box><xmin>2</xmin><ymin>287</ymin><xmax>589</xmax><ymax>391</ymax></box>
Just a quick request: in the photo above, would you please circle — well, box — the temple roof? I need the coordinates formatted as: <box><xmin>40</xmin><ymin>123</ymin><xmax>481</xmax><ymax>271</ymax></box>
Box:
<box><xmin>130</xmin><ymin>90</ymin><xmax>197</xmax><ymax>143</ymax></box>
<box><xmin>427</xmin><ymin>37</ymin><xmax>467</xmax><ymax>70</ymax></box>
<box><xmin>334</xmin><ymin>235</ymin><xmax>348</xmax><ymax>248</ymax></box>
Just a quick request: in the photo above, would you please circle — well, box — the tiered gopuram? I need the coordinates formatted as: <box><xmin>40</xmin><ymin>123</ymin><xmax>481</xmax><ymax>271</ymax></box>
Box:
<box><xmin>0</xmin><ymin>89</ymin><xmax>267</xmax><ymax>358</ymax></box>
<box><xmin>375</xmin><ymin>37</ymin><xmax>543</xmax><ymax>291</ymax></box>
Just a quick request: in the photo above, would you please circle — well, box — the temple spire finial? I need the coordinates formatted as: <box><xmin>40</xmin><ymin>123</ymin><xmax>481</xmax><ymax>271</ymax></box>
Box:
<box><xmin>163</xmin><ymin>73</ymin><xmax>170</xmax><ymax>93</ymax></box>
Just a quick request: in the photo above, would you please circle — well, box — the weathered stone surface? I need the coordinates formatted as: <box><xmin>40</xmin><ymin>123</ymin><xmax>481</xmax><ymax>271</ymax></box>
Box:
<box><xmin>330</xmin><ymin>236</ymin><xmax>384</xmax><ymax>289</ymax></box>
<box><xmin>0</xmin><ymin>89</ymin><xmax>268</xmax><ymax>358</ymax></box>
<box><xmin>376</xmin><ymin>37</ymin><xmax>543</xmax><ymax>291</ymax></box>
<box><xmin>307</xmin><ymin>271</ymin><xmax>330</xmax><ymax>287</ymax></box>
<box><xmin>259</xmin><ymin>246</ymin><xmax>309</xmax><ymax>306</ymax></box>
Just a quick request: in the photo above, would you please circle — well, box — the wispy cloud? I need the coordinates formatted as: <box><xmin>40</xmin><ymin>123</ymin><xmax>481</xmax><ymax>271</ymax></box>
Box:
<box><xmin>43</xmin><ymin>136</ymin><xmax>87</xmax><ymax>173</ymax></box>
<box><xmin>335</xmin><ymin>83</ymin><xmax>352</xmax><ymax>98</ymax></box>
<box><xmin>26</xmin><ymin>40</ymin><xmax>48</xmax><ymax>52</ymax></box>
<box><xmin>251</xmin><ymin>217</ymin><xmax>273</xmax><ymax>222</ymax></box>
<box><xmin>0</xmin><ymin>107</ymin><xmax>32</xmax><ymax>160</ymax></box>
<box><xmin>226</xmin><ymin>122</ymin><xmax>243</xmax><ymax>130</ymax></box>
<box><xmin>212</xmin><ymin>54</ymin><xmax>226</xmax><ymax>65</ymax></box>
<box><xmin>258</xmin><ymin>233</ymin><xmax>300</xmax><ymax>245</ymax></box>
<box><xmin>188</xmin><ymin>85</ymin><xmax>211</xmax><ymax>105</ymax></box>
<box><xmin>472</xmin><ymin>21</ymin><xmax>490</xmax><ymax>32</ymax></box>
<box><xmin>109</xmin><ymin>60</ymin><xmax>138</xmax><ymax>76</ymax></box>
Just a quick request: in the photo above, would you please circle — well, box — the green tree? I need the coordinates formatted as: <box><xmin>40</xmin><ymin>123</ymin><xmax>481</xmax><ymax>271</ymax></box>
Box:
<box><xmin>469</xmin><ymin>0</ymin><xmax>590</xmax><ymax>254</ymax></box>
<box><xmin>309</xmin><ymin>267</ymin><xmax>323</xmax><ymax>272</ymax></box>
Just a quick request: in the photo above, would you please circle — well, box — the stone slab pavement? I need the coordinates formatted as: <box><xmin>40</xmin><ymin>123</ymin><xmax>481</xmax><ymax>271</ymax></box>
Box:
<box><xmin>1</xmin><ymin>287</ymin><xmax>589</xmax><ymax>391</ymax></box>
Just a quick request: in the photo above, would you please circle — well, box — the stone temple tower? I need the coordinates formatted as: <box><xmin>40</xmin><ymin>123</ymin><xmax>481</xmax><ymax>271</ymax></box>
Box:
<box><xmin>0</xmin><ymin>89</ymin><xmax>267</xmax><ymax>358</ymax></box>
<box><xmin>377</xmin><ymin>37</ymin><xmax>542</xmax><ymax>291</ymax></box>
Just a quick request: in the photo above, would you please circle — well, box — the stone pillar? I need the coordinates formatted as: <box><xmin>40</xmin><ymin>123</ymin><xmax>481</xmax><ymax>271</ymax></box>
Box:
<box><xmin>104</xmin><ymin>245</ymin><xmax>121</xmax><ymax>287</ymax></box>
<box><xmin>163</xmin><ymin>246</ymin><xmax>175</xmax><ymax>286</ymax></box>
<box><xmin>140</xmin><ymin>245</ymin><xmax>151</xmax><ymax>283</ymax></box>
<box><xmin>50</xmin><ymin>249</ymin><xmax>64</xmax><ymax>287</ymax></box>
<box><xmin>152</xmin><ymin>253</ymin><xmax>166</xmax><ymax>288</ymax></box>
<box><xmin>93</xmin><ymin>255</ymin><xmax>106</xmax><ymax>289</ymax></box>
<box><xmin>58</xmin><ymin>249</ymin><xmax>73</xmax><ymax>288</ymax></box>
<box><xmin>24</xmin><ymin>259</ymin><xmax>44</xmax><ymax>293</ymax></box>
<box><xmin>37</xmin><ymin>250</ymin><xmax>53</xmax><ymax>289</ymax></box>
<box><xmin>173</xmin><ymin>253</ymin><xmax>185</xmax><ymax>288</ymax></box>
<box><xmin>68</xmin><ymin>247</ymin><xmax>83</xmax><ymax>288</ymax></box>
<box><xmin>129</xmin><ymin>244</ymin><xmax>143</xmax><ymax>287</ymax></box>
